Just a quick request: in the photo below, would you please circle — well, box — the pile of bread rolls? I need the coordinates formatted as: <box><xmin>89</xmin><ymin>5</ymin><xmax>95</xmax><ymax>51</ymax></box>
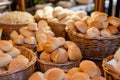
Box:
<box><xmin>0</xmin><ymin>40</ymin><xmax>29</xmax><ymax>74</ymax></box>
<box><xmin>10</xmin><ymin>20</ymin><xmax>55</xmax><ymax>45</ymax></box>
<box><xmin>29</xmin><ymin>60</ymin><xmax>106</xmax><ymax>80</ymax></box>
<box><xmin>38</xmin><ymin>37</ymin><xmax>82</xmax><ymax>64</ymax></box>
<box><xmin>66</xmin><ymin>11</ymin><xmax>120</xmax><ymax>38</ymax></box>
<box><xmin>35</xmin><ymin>6</ymin><xmax>87</xmax><ymax>24</ymax></box>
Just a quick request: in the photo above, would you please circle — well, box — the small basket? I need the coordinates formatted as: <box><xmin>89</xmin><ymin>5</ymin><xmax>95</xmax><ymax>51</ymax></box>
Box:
<box><xmin>0</xmin><ymin>23</ymin><xmax>28</xmax><ymax>40</ymax></box>
<box><xmin>102</xmin><ymin>55</ymin><xmax>120</xmax><ymax>80</ymax></box>
<box><xmin>66</xmin><ymin>28</ymin><xmax>120</xmax><ymax>60</ymax></box>
<box><xmin>0</xmin><ymin>46</ymin><xmax>37</xmax><ymax>80</ymax></box>
<box><xmin>37</xmin><ymin>59</ymin><xmax>80</xmax><ymax>73</ymax></box>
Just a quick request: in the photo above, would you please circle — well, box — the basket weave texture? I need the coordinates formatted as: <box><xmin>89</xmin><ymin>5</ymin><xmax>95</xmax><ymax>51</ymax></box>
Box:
<box><xmin>0</xmin><ymin>23</ymin><xmax>28</xmax><ymax>40</ymax></box>
<box><xmin>102</xmin><ymin>55</ymin><xmax>120</xmax><ymax>80</ymax></box>
<box><xmin>37</xmin><ymin>59</ymin><xmax>80</xmax><ymax>73</ymax></box>
<box><xmin>66</xmin><ymin>28</ymin><xmax>120</xmax><ymax>60</ymax></box>
<box><xmin>0</xmin><ymin>46</ymin><xmax>36</xmax><ymax>80</ymax></box>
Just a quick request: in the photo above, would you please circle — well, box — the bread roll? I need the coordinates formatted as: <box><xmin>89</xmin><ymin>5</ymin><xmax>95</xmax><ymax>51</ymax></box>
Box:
<box><xmin>36</xmin><ymin>27</ymin><xmax>45</xmax><ymax>35</ymax></box>
<box><xmin>75</xmin><ymin>21</ymin><xmax>87</xmax><ymax>33</ymax></box>
<box><xmin>86</xmin><ymin>27</ymin><xmax>100</xmax><ymax>38</ymax></box>
<box><xmin>24</xmin><ymin>36</ymin><xmax>37</xmax><ymax>44</ymax></box>
<box><xmin>10</xmin><ymin>30</ymin><xmax>19</xmax><ymax>39</ymax></box>
<box><xmin>88</xmin><ymin>20</ymin><xmax>102</xmax><ymax>29</ymax></box>
<box><xmin>37</xmin><ymin>42</ymin><xmax>46</xmax><ymax>52</ymax></box>
<box><xmin>44</xmin><ymin>37</ymin><xmax>65</xmax><ymax>52</ymax></box>
<box><xmin>57</xmin><ymin>12</ymin><xmax>67</xmax><ymax>20</ymax></box>
<box><xmin>64</xmin><ymin>41</ymin><xmax>77</xmax><ymax>49</ymax></box>
<box><xmin>81</xmin><ymin>16</ymin><xmax>91</xmax><ymax>25</ymax></box>
<box><xmin>71</xmin><ymin>72</ymin><xmax>90</xmax><ymax>80</ymax></box>
<box><xmin>8</xmin><ymin>55</ymin><xmax>29</xmax><ymax>70</ymax></box>
<box><xmin>38</xmin><ymin>20</ymin><xmax>48</xmax><ymax>28</ymax></box>
<box><xmin>28</xmin><ymin>23</ymin><xmax>38</xmax><ymax>31</ymax></box>
<box><xmin>108</xmin><ymin>16</ymin><xmax>120</xmax><ymax>27</ymax></box>
<box><xmin>101</xmin><ymin>20</ymin><xmax>109</xmax><ymax>29</ymax></box>
<box><xmin>43</xmin><ymin>6</ymin><xmax>53</xmax><ymax>19</ymax></box>
<box><xmin>51</xmin><ymin>48</ymin><xmax>68</xmax><ymax>63</ymax></box>
<box><xmin>36</xmin><ymin>33</ymin><xmax>47</xmax><ymax>43</ymax></box>
<box><xmin>67</xmin><ymin>45</ymin><xmax>82</xmax><ymax>61</ymax></box>
<box><xmin>59</xmin><ymin>16</ymin><xmax>71</xmax><ymax>24</ymax></box>
<box><xmin>28</xmin><ymin>72</ymin><xmax>45</xmax><ymax>80</ymax></box>
<box><xmin>0</xmin><ymin>54</ymin><xmax>12</xmax><ymax>67</ymax></box>
<box><xmin>64</xmin><ymin>74</ymin><xmax>70</xmax><ymax>80</ymax></box>
<box><xmin>92</xmin><ymin>76</ymin><xmax>106</xmax><ymax>80</ymax></box>
<box><xmin>67</xmin><ymin>67</ymin><xmax>81</xmax><ymax>76</ymax></box>
<box><xmin>79</xmin><ymin>60</ymin><xmax>101</xmax><ymax>78</ymax></box>
<box><xmin>107</xmin><ymin>25</ymin><xmax>118</xmax><ymax>34</ymax></box>
<box><xmin>13</xmin><ymin>35</ymin><xmax>25</xmax><ymax>44</ymax></box>
<box><xmin>0</xmin><ymin>40</ymin><xmax>13</xmax><ymax>51</ymax></box>
<box><xmin>53</xmin><ymin>6</ymin><xmax>63</xmax><ymax>18</ymax></box>
<box><xmin>75</xmin><ymin>11</ymin><xmax>87</xmax><ymax>18</ymax></box>
<box><xmin>114</xmin><ymin>48</ymin><xmax>120</xmax><ymax>62</ymax></box>
<box><xmin>44</xmin><ymin>31</ymin><xmax>55</xmax><ymax>39</ymax></box>
<box><xmin>100</xmin><ymin>29</ymin><xmax>112</xmax><ymax>37</ymax></box>
<box><xmin>0</xmin><ymin>27</ymin><xmax>2</xmax><ymax>40</ymax></box>
<box><xmin>39</xmin><ymin>51</ymin><xmax>51</xmax><ymax>62</ymax></box>
<box><xmin>70</xmin><ymin>15</ymin><xmax>81</xmax><ymax>21</ymax></box>
<box><xmin>66</xmin><ymin>20</ymin><xmax>76</xmax><ymax>31</ymax></box>
<box><xmin>91</xmin><ymin>11</ymin><xmax>100</xmax><ymax>18</ymax></box>
<box><xmin>44</xmin><ymin>68</ymin><xmax>65</xmax><ymax>80</ymax></box>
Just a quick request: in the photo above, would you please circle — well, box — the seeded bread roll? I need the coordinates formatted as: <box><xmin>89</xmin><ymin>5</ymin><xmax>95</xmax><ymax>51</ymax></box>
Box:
<box><xmin>100</xmin><ymin>29</ymin><xmax>112</xmax><ymax>37</ymax></box>
<box><xmin>39</xmin><ymin>51</ymin><xmax>51</xmax><ymax>62</ymax></box>
<box><xmin>108</xmin><ymin>16</ymin><xmax>120</xmax><ymax>27</ymax></box>
<box><xmin>0</xmin><ymin>54</ymin><xmax>12</xmax><ymax>67</ymax></box>
<box><xmin>107</xmin><ymin>25</ymin><xmax>118</xmax><ymax>34</ymax></box>
<box><xmin>0</xmin><ymin>40</ymin><xmax>13</xmax><ymax>51</ymax></box>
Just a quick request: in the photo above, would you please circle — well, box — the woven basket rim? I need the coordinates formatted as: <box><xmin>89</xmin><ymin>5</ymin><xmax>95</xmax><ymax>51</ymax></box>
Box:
<box><xmin>66</xmin><ymin>27</ymin><xmax>120</xmax><ymax>40</ymax></box>
<box><xmin>0</xmin><ymin>22</ymin><xmax>29</xmax><ymax>26</ymax></box>
<box><xmin>0</xmin><ymin>46</ymin><xmax>37</xmax><ymax>76</ymax></box>
<box><xmin>38</xmin><ymin>59</ymin><xmax>80</xmax><ymax>66</ymax></box>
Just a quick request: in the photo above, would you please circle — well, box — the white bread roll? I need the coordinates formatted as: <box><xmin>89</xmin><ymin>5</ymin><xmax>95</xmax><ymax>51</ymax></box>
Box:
<box><xmin>67</xmin><ymin>67</ymin><xmax>81</xmax><ymax>76</ymax></box>
<box><xmin>0</xmin><ymin>40</ymin><xmax>13</xmax><ymax>51</ymax></box>
<box><xmin>10</xmin><ymin>30</ymin><xmax>19</xmax><ymax>39</ymax></box>
<box><xmin>67</xmin><ymin>45</ymin><xmax>82</xmax><ymax>61</ymax></box>
<box><xmin>8</xmin><ymin>55</ymin><xmax>29</xmax><ymax>70</ymax></box>
<box><xmin>86</xmin><ymin>27</ymin><xmax>100</xmax><ymax>38</ymax></box>
<box><xmin>28</xmin><ymin>23</ymin><xmax>38</xmax><ymax>31</ymax></box>
<box><xmin>71</xmin><ymin>72</ymin><xmax>90</xmax><ymax>80</ymax></box>
<box><xmin>107</xmin><ymin>25</ymin><xmax>118</xmax><ymax>34</ymax></box>
<box><xmin>44</xmin><ymin>37</ymin><xmax>65</xmax><ymax>52</ymax></box>
<box><xmin>44</xmin><ymin>68</ymin><xmax>65</xmax><ymax>80</ymax></box>
<box><xmin>6</xmin><ymin>47</ymin><xmax>20</xmax><ymax>58</ymax></box>
<box><xmin>36</xmin><ymin>33</ymin><xmax>47</xmax><ymax>43</ymax></box>
<box><xmin>92</xmin><ymin>76</ymin><xmax>106</xmax><ymax>80</ymax></box>
<box><xmin>13</xmin><ymin>35</ymin><xmax>25</xmax><ymax>45</ymax></box>
<box><xmin>51</xmin><ymin>48</ymin><xmax>68</xmax><ymax>63</ymax></box>
<box><xmin>37</xmin><ymin>42</ymin><xmax>46</xmax><ymax>52</ymax></box>
<box><xmin>38</xmin><ymin>20</ymin><xmax>48</xmax><ymax>28</ymax></box>
<box><xmin>19</xmin><ymin>27</ymin><xmax>35</xmax><ymax>37</ymax></box>
<box><xmin>64</xmin><ymin>74</ymin><xmax>70</xmax><ymax>80</ymax></box>
<box><xmin>100</xmin><ymin>29</ymin><xmax>112</xmax><ymax>37</ymax></box>
<box><xmin>79</xmin><ymin>60</ymin><xmax>101</xmax><ymax>78</ymax></box>
<box><xmin>88</xmin><ymin>20</ymin><xmax>102</xmax><ymax>29</ymax></box>
<box><xmin>39</xmin><ymin>51</ymin><xmax>51</xmax><ymax>62</ymax></box>
<box><xmin>75</xmin><ymin>21</ymin><xmax>87</xmax><ymax>33</ymax></box>
<box><xmin>108</xmin><ymin>16</ymin><xmax>120</xmax><ymax>27</ymax></box>
<box><xmin>114</xmin><ymin>48</ymin><xmax>120</xmax><ymax>62</ymax></box>
<box><xmin>28</xmin><ymin>72</ymin><xmax>45</xmax><ymax>80</ymax></box>
<box><xmin>0</xmin><ymin>54</ymin><xmax>12</xmax><ymax>67</ymax></box>
<box><xmin>24</xmin><ymin>36</ymin><xmax>37</xmax><ymax>44</ymax></box>
<box><xmin>44</xmin><ymin>31</ymin><xmax>55</xmax><ymax>39</ymax></box>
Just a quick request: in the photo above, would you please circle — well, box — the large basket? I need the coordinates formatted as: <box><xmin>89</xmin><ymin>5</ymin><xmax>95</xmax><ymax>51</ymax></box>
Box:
<box><xmin>0</xmin><ymin>46</ymin><xmax>37</xmax><ymax>80</ymax></box>
<box><xmin>102</xmin><ymin>55</ymin><xmax>120</xmax><ymax>80</ymax></box>
<box><xmin>66</xmin><ymin>28</ymin><xmax>120</xmax><ymax>60</ymax></box>
<box><xmin>0</xmin><ymin>23</ymin><xmax>28</xmax><ymax>40</ymax></box>
<box><xmin>37</xmin><ymin>59</ymin><xmax>80</xmax><ymax>73</ymax></box>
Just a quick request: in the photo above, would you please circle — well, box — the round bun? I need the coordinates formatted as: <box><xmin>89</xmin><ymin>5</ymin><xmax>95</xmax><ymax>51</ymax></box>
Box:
<box><xmin>88</xmin><ymin>20</ymin><xmax>102</xmax><ymax>29</ymax></box>
<box><xmin>107</xmin><ymin>25</ymin><xmax>118</xmax><ymax>34</ymax></box>
<box><xmin>39</xmin><ymin>51</ymin><xmax>51</xmax><ymax>62</ymax></box>
<box><xmin>100</xmin><ymin>28</ymin><xmax>112</xmax><ymax>37</ymax></box>
<box><xmin>108</xmin><ymin>16</ymin><xmax>120</xmax><ymax>27</ymax></box>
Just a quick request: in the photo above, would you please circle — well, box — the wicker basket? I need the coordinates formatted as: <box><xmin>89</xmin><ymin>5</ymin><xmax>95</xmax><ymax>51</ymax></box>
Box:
<box><xmin>102</xmin><ymin>55</ymin><xmax>120</xmax><ymax>80</ymax></box>
<box><xmin>66</xmin><ymin>28</ymin><xmax>120</xmax><ymax>60</ymax></box>
<box><xmin>0</xmin><ymin>23</ymin><xmax>28</xmax><ymax>40</ymax></box>
<box><xmin>0</xmin><ymin>46</ymin><xmax>37</xmax><ymax>80</ymax></box>
<box><xmin>37</xmin><ymin>59</ymin><xmax>80</xmax><ymax>73</ymax></box>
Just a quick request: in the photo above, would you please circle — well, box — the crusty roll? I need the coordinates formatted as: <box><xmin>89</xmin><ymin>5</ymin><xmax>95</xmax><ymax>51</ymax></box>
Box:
<box><xmin>75</xmin><ymin>21</ymin><xmax>87</xmax><ymax>33</ymax></box>
<box><xmin>64</xmin><ymin>41</ymin><xmax>77</xmax><ymax>49</ymax></box>
<box><xmin>36</xmin><ymin>28</ymin><xmax>45</xmax><ymax>35</ymax></box>
<box><xmin>35</xmin><ymin>9</ymin><xmax>44</xmax><ymax>18</ymax></box>
<box><xmin>51</xmin><ymin>48</ymin><xmax>68</xmax><ymax>63</ymax></box>
<box><xmin>28</xmin><ymin>23</ymin><xmax>38</xmax><ymax>31</ymax></box>
<box><xmin>70</xmin><ymin>15</ymin><xmax>81</xmax><ymax>21</ymax></box>
<box><xmin>92</xmin><ymin>76</ymin><xmax>106</xmax><ymax>80</ymax></box>
<box><xmin>107</xmin><ymin>25</ymin><xmax>118</xmax><ymax>34</ymax></box>
<box><xmin>38</xmin><ymin>20</ymin><xmax>48</xmax><ymax>28</ymax></box>
<box><xmin>43</xmin><ymin>6</ymin><xmax>53</xmax><ymax>19</ymax></box>
<box><xmin>71</xmin><ymin>72</ymin><xmax>90</xmax><ymax>80</ymax></box>
<box><xmin>6</xmin><ymin>47</ymin><xmax>20</xmax><ymax>58</ymax></box>
<box><xmin>81</xmin><ymin>16</ymin><xmax>91</xmax><ymax>25</ymax></box>
<box><xmin>100</xmin><ymin>28</ymin><xmax>112</xmax><ymax>37</ymax></box>
<box><xmin>67</xmin><ymin>67</ymin><xmax>81</xmax><ymax>76</ymax></box>
<box><xmin>0</xmin><ymin>40</ymin><xmax>13</xmax><ymax>51</ymax></box>
<box><xmin>86</xmin><ymin>27</ymin><xmax>100</xmax><ymax>38</ymax></box>
<box><xmin>0</xmin><ymin>54</ymin><xmax>12</xmax><ymax>67</ymax></box>
<box><xmin>114</xmin><ymin>48</ymin><xmax>120</xmax><ymax>62</ymax></box>
<box><xmin>44</xmin><ymin>68</ymin><xmax>65</xmax><ymax>80</ymax></box>
<box><xmin>44</xmin><ymin>31</ymin><xmax>55</xmax><ymax>39</ymax></box>
<box><xmin>53</xmin><ymin>6</ymin><xmax>64</xmax><ymax>18</ymax></box>
<box><xmin>66</xmin><ymin>20</ymin><xmax>76</xmax><ymax>31</ymax></box>
<box><xmin>39</xmin><ymin>51</ymin><xmax>51</xmax><ymax>62</ymax></box>
<box><xmin>75</xmin><ymin>11</ymin><xmax>87</xmax><ymax>19</ymax></box>
<box><xmin>107</xmin><ymin>16</ymin><xmax>120</xmax><ymax>27</ymax></box>
<box><xmin>88</xmin><ymin>20</ymin><xmax>102</xmax><ymax>29</ymax></box>
<box><xmin>44</xmin><ymin>37</ymin><xmax>65</xmax><ymax>52</ymax></box>
<box><xmin>24</xmin><ymin>36</ymin><xmax>37</xmax><ymax>45</ymax></box>
<box><xmin>28</xmin><ymin>72</ymin><xmax>45</xmax><ymax>80</ymax></box>
<box><xmin>8</xmin><ymin>55</ymin><xmax>29</xmax><ymax>70</ymax></box>
<box><xmin>59</xmin><ymin>16</ymin><xmax>71</xmax><ymax>24</ymax></box>
<box><xmin>13</xmin><ymin>35</ymin><xmax>25</xmax><ymax>45</ymax></box>
<box><xmin>36</xmin><ymin>33</ymin><xmax>47</xmax><ymax>43</ymax></box>
<box><xmin>91</xmin><ymin>11</ymin><xmax>100</xmax><ymax>18</ymax></box>
<box><xmin>67</xmin><ymin>45</ymin><xmax>82</xmax><ymax>61</ymax></box>
<box><xmin>79</xmin><ymin>60</ymin><xmax>101</xmax><ymax>78</ymax></box>
<box><xmin>37</xmin><ymin>42</ymin><xmax>46</xmax><ymax>52</ymax></box>
<box><xmin>101</xmin><ymin>20</ymin><xmax>109</xmax><ymax>29</ymax></box>
<box><xmin>10</xmin><ymin>30</ymin><xmax>19</xmax><ymax>39</ymax></box>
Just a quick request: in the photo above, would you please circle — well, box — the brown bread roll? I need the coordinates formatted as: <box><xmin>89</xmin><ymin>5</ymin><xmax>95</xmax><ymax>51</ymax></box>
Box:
<box><xmin>88</xmin><ymin>20</ymin><xmax>102</xmax><ymax>29</ymax></box>
<box><xmin>37</xmin><ymin>42</ymin><xmax>46</xmax><ymax>52</ymax></box>
<box><xmin>107</xmin><ymin>25</ymin><xmax>118</xmax><ymax>34</ymax></box>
